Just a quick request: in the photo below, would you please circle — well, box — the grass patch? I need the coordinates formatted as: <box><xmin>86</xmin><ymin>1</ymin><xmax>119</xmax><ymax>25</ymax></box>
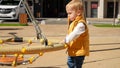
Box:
<box><xmin>0</xmin><ymin>23</ymin><xmax>28</xmax><ymax>26</ymax></box>
<box><xmin>93</xmin><ymin>24</ymin><xmax>120</xmax><ymax>27</ymax></box>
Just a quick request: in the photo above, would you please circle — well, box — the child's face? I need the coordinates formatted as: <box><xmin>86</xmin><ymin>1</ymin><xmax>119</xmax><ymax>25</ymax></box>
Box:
<box><xmin>66</xmin><ymin>8</ymin><xmax>80</xmax><ymax>21</ymax></box>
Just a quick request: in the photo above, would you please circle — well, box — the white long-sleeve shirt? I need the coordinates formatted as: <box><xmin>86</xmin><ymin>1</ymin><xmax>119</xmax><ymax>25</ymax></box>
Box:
<box><xmin>65</xmin><ymin>22</ymin><xmax>85</xmax><ymax>44</ymax></box>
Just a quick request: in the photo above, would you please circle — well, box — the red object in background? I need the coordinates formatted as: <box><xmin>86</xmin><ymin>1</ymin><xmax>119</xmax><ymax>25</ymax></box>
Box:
<box><xmin>91</xmin><ymin>4</ymin><xmax>98</xmax><ymax>9</ymax></box>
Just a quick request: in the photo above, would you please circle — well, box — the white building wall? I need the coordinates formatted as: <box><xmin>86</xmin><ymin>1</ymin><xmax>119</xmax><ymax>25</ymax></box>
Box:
<box><xmin>98</xmin><ymin>0</ymin><xmax>104</xmax><ymax>18</ymax></box>
<box><xmin>83</xmin><ymin>0</ymin><xmax>120</xmax><ymax>18</ymax></box>
<box><xmin>118</xmin><ymin>0</ymin><xmax>120</xmax><ymax>18</ymax></box>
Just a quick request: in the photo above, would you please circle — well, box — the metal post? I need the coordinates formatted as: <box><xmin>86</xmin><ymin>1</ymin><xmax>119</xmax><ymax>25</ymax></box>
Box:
<box><xmin>21</xmin><ymin>0</ymin><xmax>48</xmax><ymax>45</ymax></box>
<box><xmin>113</xmin><ymin>0</ymin><xmax>116</xmax><ymax>26</ymax></box>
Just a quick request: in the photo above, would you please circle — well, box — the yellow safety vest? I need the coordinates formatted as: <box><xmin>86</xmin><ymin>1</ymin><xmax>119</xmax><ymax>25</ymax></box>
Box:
<box><xmin>67</xmin><ymin>16</ymin><xmax>89</xmax><ymax>56</ymax></box>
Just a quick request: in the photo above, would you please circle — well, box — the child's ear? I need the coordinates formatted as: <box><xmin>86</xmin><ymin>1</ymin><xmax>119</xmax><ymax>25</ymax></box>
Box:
<box><xmin>77</xmin><ymin>10</ymin><xmax>82</xmax><ymax>15</ymax></box>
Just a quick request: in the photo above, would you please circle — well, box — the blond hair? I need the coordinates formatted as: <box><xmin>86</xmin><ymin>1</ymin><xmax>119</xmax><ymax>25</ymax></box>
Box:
<box><xmin>66</xmin><ymin>0</ymin><xmax>83</xmax><ymax>11</ymax></box>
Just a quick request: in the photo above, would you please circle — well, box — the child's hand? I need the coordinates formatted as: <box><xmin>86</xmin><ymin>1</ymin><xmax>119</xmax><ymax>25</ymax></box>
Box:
<box><xmin>60</xmin><ymin>40</ymin><xmax>69</xmax><ymax>48</ymax></box>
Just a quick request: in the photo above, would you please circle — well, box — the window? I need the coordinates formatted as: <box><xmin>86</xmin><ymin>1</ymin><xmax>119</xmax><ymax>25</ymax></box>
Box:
<box><xmin>91</xmin><ymin>2</ymin><xmax>98</xmax><ymax>18</ymax></box>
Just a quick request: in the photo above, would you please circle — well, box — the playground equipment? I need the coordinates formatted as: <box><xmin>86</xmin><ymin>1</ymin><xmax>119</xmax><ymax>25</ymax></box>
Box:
<box><xmin>0</xmin><ymin>37</ymin><xmax>65</xmax><ymax>66</ymax></box>
<box><xmin>0</xmin><ymin>0</ymin><xmax>66</xmax><ymax>67</ymax></box>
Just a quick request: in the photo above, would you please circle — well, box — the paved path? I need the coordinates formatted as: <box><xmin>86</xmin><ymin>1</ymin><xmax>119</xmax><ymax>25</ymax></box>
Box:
<box><xmin>0</xmin><ymin>23</ymin><xmax>120</xmax><ymax>68</ymax></box>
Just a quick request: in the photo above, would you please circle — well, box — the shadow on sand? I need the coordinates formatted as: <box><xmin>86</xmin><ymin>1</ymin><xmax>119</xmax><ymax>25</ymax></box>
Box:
<box><xmin>0</xmin><ymin>28</ymin><xmax>23</xmax><ymax>30</ymax></box>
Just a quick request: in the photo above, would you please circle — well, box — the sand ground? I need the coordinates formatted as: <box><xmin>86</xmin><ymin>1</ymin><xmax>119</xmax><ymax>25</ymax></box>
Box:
<box><xmin>0</xmin><ymin>23</ymin><xmax>120</xmax><ymax>68</ymax></box>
